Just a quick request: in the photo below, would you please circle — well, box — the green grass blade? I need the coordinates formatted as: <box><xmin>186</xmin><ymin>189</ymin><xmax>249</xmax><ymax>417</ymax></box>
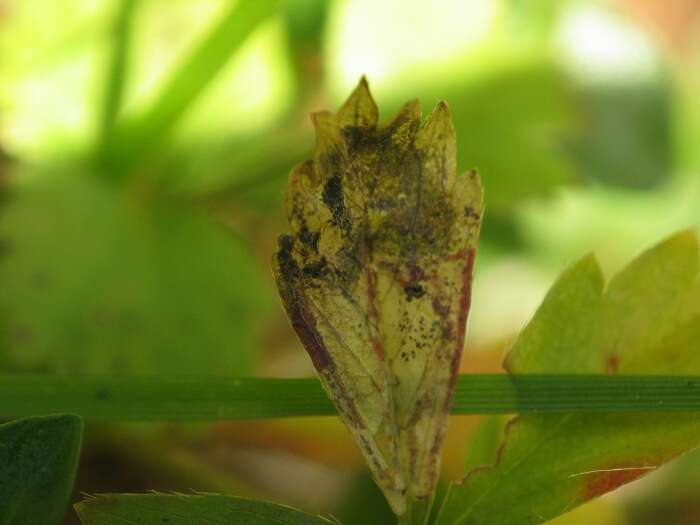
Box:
<box><xmin>2</xmin><ymin>374</ymin><xmax>700</xmax><ymax>421</ymax></box>
<box><xmin>102</xmin><ymin>0</ymin><xmax>280</xmax><ymax>173</ymax></box>
<box><xmin>98</xmin><ymin>0</ymin><xmax>138</xmax><ymax>147</ymax></box>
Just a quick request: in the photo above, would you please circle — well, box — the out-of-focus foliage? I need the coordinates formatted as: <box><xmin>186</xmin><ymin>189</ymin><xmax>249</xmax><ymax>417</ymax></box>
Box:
<box><xmin>624</xmin><ymin>448</ymin><xmax>700</xmax><ymax>524</ymax></box>
<box><xmin>568</xmin><ymin>80</ymin><xmax>672</xmax><ymax>188</ymax></box>
<box><xmin>0</xmin><ymin>172</ymin><xmax>270</xmax><ymax>374</ymax></box>
<box><xmin>437</xmin><ymin>232</ymin><xmax>700</xmax><ymax>525</ymax></box>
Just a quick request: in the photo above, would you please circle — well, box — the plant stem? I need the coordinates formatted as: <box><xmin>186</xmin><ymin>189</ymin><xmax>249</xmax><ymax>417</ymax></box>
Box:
<box><xmin>397</xmin><ymin>497</ymin><xmax>433</xmax><ymax>525</ymax></box>
<box><xmin>97</xmin><ymin>0</ymin><xmax>137</xmax><ymax>149</ymax></box>
<box><xmin>2</xmin><ymin>374</ymin><xmax>700</xmax><ymax>421</ymax></box>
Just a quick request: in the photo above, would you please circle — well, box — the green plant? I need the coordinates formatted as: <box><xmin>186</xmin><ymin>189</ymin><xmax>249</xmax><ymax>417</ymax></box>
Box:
<box><xmin>2</xmin><ymin>1</ymin><xmax>700</xmax><ymax>524</ymax></box>
<box><xmin>3</xmin><ymin>230</ymin><xmax>700</xmax><ymax>524</ymax></box>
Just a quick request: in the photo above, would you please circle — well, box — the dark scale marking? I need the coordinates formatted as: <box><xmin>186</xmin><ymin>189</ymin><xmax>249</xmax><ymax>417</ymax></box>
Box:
<box><xmin>302</xmin><ymin>256</ymin><xmax>328</xmax><ymax>279</ymax></box>
<box><xmin>445</xmin><ymin>248</ymin><xmax>476</xmax><ymax>400</ymax></box>
<box><xmin>287</xmin><ymin>297</ymin><xmax>334</xmax><ymax>371</ymax></box>
<box><xmin>298</xmin><ymin>222</ymin><xmax>320</xmax><ymax>251</ymax></box>
<box><xmin>276</xmin><ymin>235</ymin><xmax>300</xmax><ymax>282</ymax></box>
<box><xmin>404</xmin><ymin>283</ymin><xmax>425</xmax><ymax>301</ymax></box>
<box><xmin>464</xmin><ymin>205</ymin><xmax>480</xmax><ymax>220</ymax></box>
<box><xmin>322</xmin><ymin>174</ymin><xmax>352</xmax><ymax>233</ymax></box>
<box><xmin>343</xmin><ymin>126</ymin><xmax>375</xmax><ymax>153</ymax></box>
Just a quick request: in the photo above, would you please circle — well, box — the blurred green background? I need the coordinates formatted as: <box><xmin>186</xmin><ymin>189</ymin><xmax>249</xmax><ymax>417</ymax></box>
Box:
<box><xmin>1</xmin><ymin>0</ymin><xmax>699</xmax><ymax>523</ymax></box>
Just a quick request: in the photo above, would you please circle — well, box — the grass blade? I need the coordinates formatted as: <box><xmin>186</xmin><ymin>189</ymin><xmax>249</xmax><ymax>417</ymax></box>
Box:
<box><xmin>98</xmin><ymin>0</ymin><xmax>138</xmax><ymax>146</ymax></box>
<box><xmin>2</xmin><ymin>374</ymin><xmax>700</xmax><ymax>421</ymax></box>
<box><xmin>101</xmin><ymin>0</ymin><xmax>280</xmax><ymax>173</ymax></box>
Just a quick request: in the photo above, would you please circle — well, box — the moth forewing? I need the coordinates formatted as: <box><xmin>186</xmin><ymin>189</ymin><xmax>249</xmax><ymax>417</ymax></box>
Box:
<box><xmin>273</xmin><ymin>78</ymin><xmax>482</xmax><ymax>518</ymax></box>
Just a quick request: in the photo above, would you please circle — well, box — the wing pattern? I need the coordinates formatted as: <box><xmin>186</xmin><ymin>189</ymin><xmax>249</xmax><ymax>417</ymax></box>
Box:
<box><xmin>273</xmin><ymin>78</ymin><xmax>482</xmax><ymax>515</ymax></box>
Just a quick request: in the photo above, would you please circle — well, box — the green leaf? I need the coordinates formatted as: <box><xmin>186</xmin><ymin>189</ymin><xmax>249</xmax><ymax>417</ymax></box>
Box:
<box><xmin>75</xmin><ymin>494</ymin><xmax>335</xmax><ymax>524</ymax></box>
<box><xmin>401</xmin><ymin>61</ymin><xmax>575</xmax><ymax>218</ymax></box>
<box><xmin>334</xmin><ymin>472</ymin><xmax>395</xmax><ymax>525</ymax></box>
<box><xmin>0</xmin><ymin>172</ymin><xmax>271</xmax><ymax>374</ymax></box>
<box><xmin>568</xmin><ymin>81</ymin><xmax>673</xmax><ymax>189</ymax></box>
<box><xmin>101</xmin><ymin>0</ymin><xmax>281</xmax><ymax>172</ymax></box>
<box><xmin>462</xmin><ymin>416</ymin><xmax>503</xmax><ymax>473</ymax></box>
<box><xmin>455</xmin><ymin>63</ymin><xmax>574</xmax><ymax>214</ymax></box>
<box><xmin>0</xmin><ymin>414</ymin><xmax>83</xmax><ymax>525</ymax></box>
<box><xmin>437</xmin><ymin>230</ymin><xmax>700</xmax><ymax>525</ymax></box>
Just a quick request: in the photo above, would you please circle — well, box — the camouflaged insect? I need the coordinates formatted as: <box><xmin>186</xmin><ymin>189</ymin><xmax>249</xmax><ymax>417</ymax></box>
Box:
<box><xmin>274</xmin><ymin>78</ymin><xmax>482</xmax><ymax>517</ymax></box>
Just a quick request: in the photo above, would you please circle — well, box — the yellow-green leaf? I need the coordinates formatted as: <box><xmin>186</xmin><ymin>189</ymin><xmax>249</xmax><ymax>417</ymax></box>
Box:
<box><xmin>437</xmin><ymin>230</ymin><xmax>700</xmax><ymax>525</ymax></box>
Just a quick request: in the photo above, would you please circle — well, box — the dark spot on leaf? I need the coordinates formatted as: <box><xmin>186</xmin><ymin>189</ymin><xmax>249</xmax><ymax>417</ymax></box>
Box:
<box><xmin>605</xmin><ymin>355</ymin><xmax>619</xmax><ymax>373</ymax></box>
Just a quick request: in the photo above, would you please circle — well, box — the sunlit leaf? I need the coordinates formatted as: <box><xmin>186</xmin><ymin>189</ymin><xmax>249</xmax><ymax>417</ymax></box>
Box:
<box><xmin>437</xmin><ymin>230</ymin><xmax>700</xmax><ymax>525</ymax></box>
<box><xmin>75</xmin><ymin>493</ymin><xmax>335</xmax><ymax>524</ymax></box>
<box><xmin>273</xmin><ymin>78</ymin><xmax>482</xmax><ymax>518</ymax></box>
<box><xmin>462</xmin><ymin>415</ymin><xmax>503</xmax><ymax>473</ymax></box>
<box><xmin>0</xmin><ymin>414</ymin><xmax>83</xmax><ymax>525</ymax></box>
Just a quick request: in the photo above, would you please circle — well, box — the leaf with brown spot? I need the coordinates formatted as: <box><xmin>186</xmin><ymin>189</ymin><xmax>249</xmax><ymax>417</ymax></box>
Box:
<box><xmin>273</xmin><ymin>78</ymin><xmax>483</xmax><ymax>518</ymax></box>
<box><xmin>437</xmin><ymin>230</ymin><xmax>700</xmax><ymax>525</ymax></box>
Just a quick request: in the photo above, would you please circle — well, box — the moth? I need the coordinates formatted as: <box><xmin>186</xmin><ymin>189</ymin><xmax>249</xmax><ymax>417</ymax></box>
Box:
<box><xmin>273</xmin><ymin>78</ymin><xmax>482</xmax><ymax>518</ymax></box>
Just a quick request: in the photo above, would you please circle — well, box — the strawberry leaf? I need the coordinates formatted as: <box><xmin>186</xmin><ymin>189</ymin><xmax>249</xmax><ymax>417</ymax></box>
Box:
<box><xmin>437</xmin><ymin>230</ymin><xmax>700</xmax><ymax>525</ymax></box>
